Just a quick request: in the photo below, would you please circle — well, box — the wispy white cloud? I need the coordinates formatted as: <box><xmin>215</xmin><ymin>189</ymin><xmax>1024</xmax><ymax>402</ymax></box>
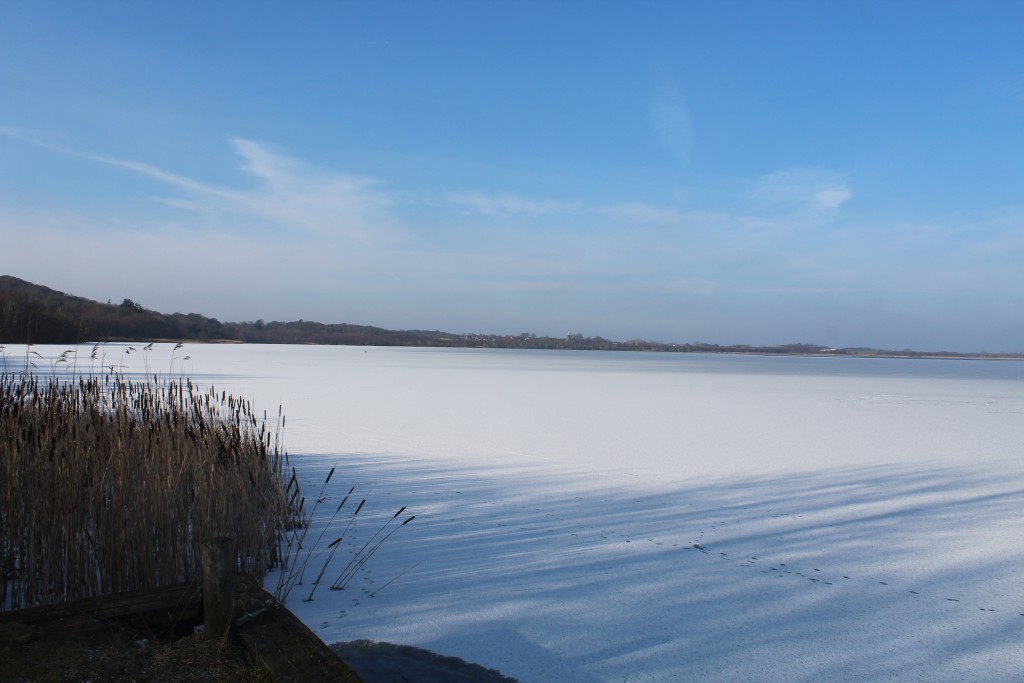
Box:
<box><xmin>1</xmin><ymin>126</ymin><xmax>221</xmax><ymax>196</ymax></box>
<box><xmin>446</xmin><ymin>191</ymin><xmax>580</xmax><ymax>217</ymax></box>
<box><xmin>150</xmin><ymin>197</ymin><xmax>204</xmax><ymax>211</ymax></box>
<box><xmin>599</xmin><ymin>202</ymin><xmax>681</xmax><ymax>223</ymax></box>
<box><xmin>445</xmin><ymin>191</ymin><xmax>686</xmax><ymax>227</ymax></box>
<box><xmin>0</xmin><ymin>125</ymin><xmax>67</xmax><ymax>147</ymax></box>
<box><xmin>751</xmin><ymin>167</ymin><xmax>853</xmax><ymax>212</ymax></box>
<box><xmin>650</xmin><ymin>82</ymin><xmax>695</xmax><ymax>165</ymax></box>
<box><xmin>88</xmin><ymin>153</ymin><xmax>226</xmax><ymax>197</ymax></box>
<box><xmin>218</xmin><ymin>138</ymin><xmax>396</xmax><ymax>241</ymax></box>
<box><xmin>0</xmin><ymin>130</ymin><xmax>398</xmax><ymax>243</ymax></box>
<box><xmin>813</xmin><ymin>186</ymin><xmax>854</xmax><ymax>210</ymax></box>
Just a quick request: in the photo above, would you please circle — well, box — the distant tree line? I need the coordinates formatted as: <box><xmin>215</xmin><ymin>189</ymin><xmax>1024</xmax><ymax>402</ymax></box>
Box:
<box><xmin>0</xmin><ymin>276</ymin><xmax>227</xmax><ymax>344</ymax></box>
<box><xmin>0</xmin><ymin>275</ymin><xmax>1018</xmax><ymax>358</ymax></box>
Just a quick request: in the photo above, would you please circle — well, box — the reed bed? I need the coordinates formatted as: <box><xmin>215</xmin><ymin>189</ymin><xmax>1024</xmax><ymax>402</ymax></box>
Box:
<box><xmin>0</xmin><ymin>367</ymin><xmax>296</xmax><ymax>611</ymax></box>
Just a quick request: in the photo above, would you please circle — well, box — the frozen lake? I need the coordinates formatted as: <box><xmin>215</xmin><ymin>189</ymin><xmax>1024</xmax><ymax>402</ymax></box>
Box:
<box><xmin>12</xmin><ymin>344</ymin><xmax>1024</xmax><ymax>681</ymax></box>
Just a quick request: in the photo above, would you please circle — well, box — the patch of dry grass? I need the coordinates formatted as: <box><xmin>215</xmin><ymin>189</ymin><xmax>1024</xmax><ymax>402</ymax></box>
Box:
<box><xmin>0</xmin><ymin>617</ymin><xmax>270</xmax><ymax>683</ymax></box>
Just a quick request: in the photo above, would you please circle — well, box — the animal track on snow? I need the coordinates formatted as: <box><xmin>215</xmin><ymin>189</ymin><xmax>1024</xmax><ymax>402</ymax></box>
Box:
<box><xmin>687</xmin><ymin>539</ymin><xmax>1016</xmax><ymax>616</ymax></box>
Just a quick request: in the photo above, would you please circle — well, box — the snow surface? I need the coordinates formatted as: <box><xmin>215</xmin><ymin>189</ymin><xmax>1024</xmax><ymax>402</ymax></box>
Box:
<box><xmin>12</xmin><ymin>343</ymin><xmax>1024</xmax><ymax>681</ymax></box>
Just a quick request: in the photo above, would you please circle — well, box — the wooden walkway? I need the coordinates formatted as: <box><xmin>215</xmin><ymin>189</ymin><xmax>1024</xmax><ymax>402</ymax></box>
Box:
<box><xmin>0</xmin><ymin>576</ymin><xmax>364</xmax><ymax>683</ymax></box>
<box><xmin>235</xmin><ymin>574</ymin><xmax>364</xmax><ymax>682</ymax></box>
<box><xmin>0</xmin><ymin>580</ymin><xmax>203</xmax><ymax>635</ymax></box>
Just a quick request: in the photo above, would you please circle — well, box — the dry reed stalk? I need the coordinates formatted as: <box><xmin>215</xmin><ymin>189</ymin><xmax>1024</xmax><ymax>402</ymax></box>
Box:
<box><xmin>0</xmin><ymin>365</ymin><xmax>297</xmax><ymax>611</ymax></box>
<box><xmin>329</xmin><ymin>509</ymin><xmax>415</xmax><ymax>591</ymax></box>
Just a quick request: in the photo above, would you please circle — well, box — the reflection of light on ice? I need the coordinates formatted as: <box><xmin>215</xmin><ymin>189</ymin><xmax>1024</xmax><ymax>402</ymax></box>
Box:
<box><xmin>18</xmin><ymin>344</ymin><xmax>1024</xmax><ymax>682</ymax></box>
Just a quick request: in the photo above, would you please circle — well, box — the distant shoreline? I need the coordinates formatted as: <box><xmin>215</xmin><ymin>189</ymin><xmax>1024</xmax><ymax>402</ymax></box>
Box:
<box><xmin>3</xmin><ymin>275</ymin><xmax>1022</xmax><ymax>359</ymax></box>
<box><xmin>9</xmin><ymin>339</ymin><xmax>1024</xmax><ymax>364</ymax></box>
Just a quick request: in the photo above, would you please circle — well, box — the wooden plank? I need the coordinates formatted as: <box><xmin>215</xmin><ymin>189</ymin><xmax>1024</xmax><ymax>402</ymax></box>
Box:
<box><xmin>236</xmin><ymin>578</ymin><xmax>364</xmax><ymax>683</ymax></box>
<box><xmin>0</xmin><ymin>581</ymin><xmax>202</xmax><ymax>625</ymax></box>
<box><xmin>202</xmin><ymin>537</ymin><xmax>236</xmax><ymax>641</ymax></box>
<box><xmin>2</xmin><ymin>575</ymin><xmax>365</xmax><ymax>683</ymax></box>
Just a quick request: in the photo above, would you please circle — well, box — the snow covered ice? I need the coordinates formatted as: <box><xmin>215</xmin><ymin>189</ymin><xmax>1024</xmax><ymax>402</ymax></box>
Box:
<box><xmin>14</xmin><ymin>344</ymin><xmax>1024</xmax><ymax>681</ymax></box>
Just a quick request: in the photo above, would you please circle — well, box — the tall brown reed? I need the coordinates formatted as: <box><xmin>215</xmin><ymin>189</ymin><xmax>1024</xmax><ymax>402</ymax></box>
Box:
<box><xmin>0</xmin><ymin>368</ymin><xmax>295</xmax><ymax>611</ymax></box>
<box><xmin>271</xmin><ymin>468</ymin><xmax>415</xmax><ymax>604</ymax></box>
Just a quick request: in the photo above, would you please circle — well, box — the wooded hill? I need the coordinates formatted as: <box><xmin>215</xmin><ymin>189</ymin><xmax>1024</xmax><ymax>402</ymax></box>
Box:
<box><xmin>0</xmin><ymin>275</ymin><xmax>456</xmax><ymax>347</ymax></box>
<box><xmin>1</xmin><ymin>275</ymin><xmax>1017</xmax><ymax>358</ymax></box>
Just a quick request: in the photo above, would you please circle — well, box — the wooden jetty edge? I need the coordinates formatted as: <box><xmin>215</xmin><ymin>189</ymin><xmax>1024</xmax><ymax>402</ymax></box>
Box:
<box><xmin>1</xmin><ymin>541</ymin><xmax>365</xmax><ymax>683</ymax></box>
<box><xmin>234</xmin><ymin>573</ymin><xmax>364</xmax><ymax>683</ymax></box>
<box><xmin>0</xmin><ymin>580</ymin><xmax>204</xmax><ymax>638</ymax></box>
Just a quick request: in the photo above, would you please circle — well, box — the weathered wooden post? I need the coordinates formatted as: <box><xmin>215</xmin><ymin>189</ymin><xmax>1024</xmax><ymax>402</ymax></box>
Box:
<box><xmin>202</xmin><ymin>536</ymin><xmax>236</xmax><ymax>641</ymax></box>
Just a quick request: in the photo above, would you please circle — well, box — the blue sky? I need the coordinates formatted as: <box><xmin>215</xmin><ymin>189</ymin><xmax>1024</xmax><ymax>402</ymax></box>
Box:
<box><xmin>2</xmin><ymin>1</ymin><xmax>1023</xmax><ymax>351</ymax></box>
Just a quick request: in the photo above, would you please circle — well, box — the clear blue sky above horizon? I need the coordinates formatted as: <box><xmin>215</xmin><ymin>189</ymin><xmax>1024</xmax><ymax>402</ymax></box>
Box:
<box><xmin>2</xmin><ymin>0</ymin><xmax>1023</xmax><ymax>351</ymax></box>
